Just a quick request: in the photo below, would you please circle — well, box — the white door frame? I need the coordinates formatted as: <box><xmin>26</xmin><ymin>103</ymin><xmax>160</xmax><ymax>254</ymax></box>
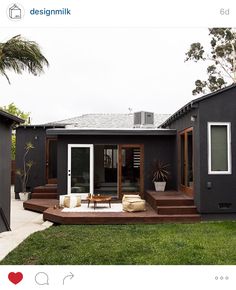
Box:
<box><xmin>67</xmin><ymin>144</ymin><xmax>94</xmax><ymax>198</ymax></box>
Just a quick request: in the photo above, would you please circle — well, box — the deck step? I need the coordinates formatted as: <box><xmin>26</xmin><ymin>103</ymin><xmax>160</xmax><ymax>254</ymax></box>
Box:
<box><xmin>146</xmin><ymin>190</ymin><xmax>195</xmax><ymax>208</ymax></box>
<box><xmin>156</xmin><ymin>214</ymin><xmax>201</xmax><ymax>222</ymax></box>
<box><xmin>157</xmin><ymin>205</ymin><xmax>198</xmax><ymax>215</ymax></box>
<box><xmin>156</xmin><ymin>199</ymin><xmax>194</xmax><ymax>206</ymax></box>
<box><xmin>31</xmin><ymin>193</ymin><xmax>58</xmax><ymax>199</ymax></box>
<box><xmin>33</xmin><ymin>186</ymin><xmax>57</xmax><ymax>193</ymax></box>
<box><xmin>24</xmin><ymin>199</ymin><xmax>59</xmax><ymax>213</ymax></box>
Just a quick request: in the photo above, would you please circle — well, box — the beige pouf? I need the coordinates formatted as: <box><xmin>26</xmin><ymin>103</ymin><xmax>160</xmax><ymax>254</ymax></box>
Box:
<box><xmin>122</xmin><ymin>195</ymin><xmax>146</xmax><ymax>212</ymax></box>
<box><xmin>59</xmin><ymin>195</ymin><xmax>81</xmax><ymax>208</ymax></box>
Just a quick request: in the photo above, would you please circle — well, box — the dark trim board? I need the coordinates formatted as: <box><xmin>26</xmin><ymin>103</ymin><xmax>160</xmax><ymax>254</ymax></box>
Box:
<box><xmin>0</xmin><ymin>109</ymin><xmax>24</xmax><ymax>124</ymax></box>
<box><xmin>46</xmin><ymin>128</ymin><xmax>176</xmax><ymax>136</ymax></box>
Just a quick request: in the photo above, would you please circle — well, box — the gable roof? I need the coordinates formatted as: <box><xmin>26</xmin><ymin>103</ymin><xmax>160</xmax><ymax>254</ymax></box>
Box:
<box><xmin>45</xmin><ymin>113</ymin><xmax>171</xmax><ymax>129</ymax></box>
<box><xmin>161</xmin><ymin>83</ymin><xmax>236</xmax><ymax>128</ymax></box>
<box><xmin>0</xmin><ymin>109</ymin><xmax>24</xmax><ymax>124</ymax></box>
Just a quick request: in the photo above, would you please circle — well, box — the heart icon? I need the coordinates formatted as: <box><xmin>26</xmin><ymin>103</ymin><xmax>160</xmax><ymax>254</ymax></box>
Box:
<box><xmin>8</xmin><ymin>272</ymin><xmax>23</xmax><ymax>285</ymax></box>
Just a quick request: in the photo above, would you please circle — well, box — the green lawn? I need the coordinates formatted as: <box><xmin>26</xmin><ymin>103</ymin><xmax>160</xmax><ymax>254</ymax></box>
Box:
<box><xmin>1</xmin><ymin>222</ymin><xmax>236</xmax><ymax>265</ymax></box>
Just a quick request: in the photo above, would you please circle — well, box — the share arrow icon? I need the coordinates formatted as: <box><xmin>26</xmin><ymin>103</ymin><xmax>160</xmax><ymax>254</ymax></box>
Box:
<box><xmin>63</xmin><ymin>272</ymin><xmax>74</xmax><ymax>285</ymax></box>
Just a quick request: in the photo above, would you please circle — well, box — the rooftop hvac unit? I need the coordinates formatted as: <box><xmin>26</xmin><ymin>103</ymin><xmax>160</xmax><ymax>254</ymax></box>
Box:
<box><xmin>133</xmin><ymin>111</ymin><xmax>154</xmax><ymax>127</ymax></box>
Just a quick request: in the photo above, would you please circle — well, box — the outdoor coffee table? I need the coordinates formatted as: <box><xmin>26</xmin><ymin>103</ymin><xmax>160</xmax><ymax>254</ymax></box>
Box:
<box><xmin>87</xmin><ymin>195</ymin><xmax>112</xmax><ymax>210</ymax></box>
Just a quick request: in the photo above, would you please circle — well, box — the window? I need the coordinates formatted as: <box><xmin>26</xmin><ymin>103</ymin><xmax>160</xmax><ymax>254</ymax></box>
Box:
<box><xmin>208</xmin><ymin>122</ymin><xmax>231</xmax><ymax>174</ymax></box>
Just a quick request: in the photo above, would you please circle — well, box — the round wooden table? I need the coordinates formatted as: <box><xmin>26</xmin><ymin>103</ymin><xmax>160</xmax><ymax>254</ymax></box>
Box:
<box><xmin>87</xmin><ymin>195</ymin><xmax>112</xmax><ymax>210</ymax></box>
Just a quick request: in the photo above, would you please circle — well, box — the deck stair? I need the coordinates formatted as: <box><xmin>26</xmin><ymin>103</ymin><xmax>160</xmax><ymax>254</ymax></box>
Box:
<box><xmin>146</xmin><ymin>190</ymin><xmax>201</xmax><ymax>222</ymax></box>
<box><xmin>31</xmin><ymin>184</ymin><xmax>58</xmax><ymax>199</ymax></box>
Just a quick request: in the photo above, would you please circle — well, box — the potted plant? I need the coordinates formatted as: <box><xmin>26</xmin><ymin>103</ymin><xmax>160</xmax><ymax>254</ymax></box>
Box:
<box><xmin>16</xmin><ymin>142</ymin><xmax>34</xmax><ymax>201</ymax></box>
<box><xmin>152</xmin><ymin>160</ymin><xmax>170</xmax><ymax>191</ymax></box>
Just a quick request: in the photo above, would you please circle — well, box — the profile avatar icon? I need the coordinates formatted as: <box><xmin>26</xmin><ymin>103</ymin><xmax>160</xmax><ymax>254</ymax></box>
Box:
<box><xmin>9</xmin><ymin>4</ymin><xmax>22</xmax><ymax>19</ymax></box>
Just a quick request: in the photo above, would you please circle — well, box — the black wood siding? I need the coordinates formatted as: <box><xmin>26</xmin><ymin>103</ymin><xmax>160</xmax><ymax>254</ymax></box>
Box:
<box><xmin>15</xmin><ymin>127</ymin><xmax>47</xmax><ymax>194</ymax></box>
<box><xmin>198</xmin><ymin>88</ymin><xmax>236</xmax><ymax>213</ymax></box>
<box><xmin>168</xmin><ymin>86</ymin><xmax>236</xmax><ymax>213</ymax></box>
<box><xmin>0</xmin><ymin>118</ymin><xmax>12</xmax><ymax>232</ymax></box>
<box><xmin>57</xmin><ymin>134</ymin><xmax>177</xmax><ymax>196</ymax></box>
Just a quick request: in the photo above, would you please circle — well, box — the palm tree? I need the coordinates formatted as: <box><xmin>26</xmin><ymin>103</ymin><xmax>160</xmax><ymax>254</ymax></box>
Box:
<box><xmin>0</xmin><ymin>35</ymin><xmax>49</xmax><ymax>84</ymax></box>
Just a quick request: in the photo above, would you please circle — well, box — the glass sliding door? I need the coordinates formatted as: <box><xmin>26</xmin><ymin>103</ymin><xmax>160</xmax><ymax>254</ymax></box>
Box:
<box><xmin>46</xmin><ymin>138</ymin><xmax>57</xmax><ymax>184</ymax></box>
<box><xmin>68</xmin><ymin>145</ymin><xmax>93</xmax><ymax>199</ymax></box>
<box><xmin>118</xmin><ymin>145</ymin><xmax>144</xmax><ymax>198</ymax></box>
<box><xmin>179</xmin><ymin>128</ymin><xmax>194</xmax><ymax>196</ymax></box>
<box><xmin>180</xmin><ymin>134</ymin><xmax>185</xmax><ymax>186</ymax></box>
<box><xmin>94</xmin><ymin>145</ymin><xmax>118</xmax><ymax>197</ymax></box>
<box><xmin>187</xmin><ymin>130</ymin><xmax>193</xmax><ymax>188</ymax></box>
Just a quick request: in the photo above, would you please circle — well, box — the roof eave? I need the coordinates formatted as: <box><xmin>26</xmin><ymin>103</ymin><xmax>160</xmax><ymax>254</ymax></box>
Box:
<box><xmin>46</xmin><ymin>128</ymin><xmax>177</xmax><ymax>136</ymax></box>
<box><xmin>160</xmin><ymin>83</ymin><xmax>236</xmax><ymax>128</ymax></box>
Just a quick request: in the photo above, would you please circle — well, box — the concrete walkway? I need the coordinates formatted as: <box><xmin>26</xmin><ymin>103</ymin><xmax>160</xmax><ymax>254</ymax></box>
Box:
<box><xmin>0</xmin><ymin>189</ymin><xmax>53</xmax><ymax>261</ymax></box>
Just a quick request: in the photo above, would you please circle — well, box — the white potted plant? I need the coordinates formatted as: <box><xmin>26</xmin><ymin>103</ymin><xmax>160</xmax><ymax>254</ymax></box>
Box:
<box><xmin>152</xmin><ymin>160</ymin><xmax>170</xmax><ymax>192</ymax></box>
<box><xmin>16</xmin><ymin>142</ymin><xmax>34</xmax><ymax>201</ymax></box>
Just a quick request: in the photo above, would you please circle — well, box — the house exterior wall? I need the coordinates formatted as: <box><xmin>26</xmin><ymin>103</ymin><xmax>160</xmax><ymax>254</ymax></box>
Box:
<box><xmin>198</xmin><ymin>88</ymin><xmax>236</xmax><ymax>213</ymax></box>
<box><xmin>167</xmin><ymin>86</ymin><xmax>236</xmax><ymax>213</ymax></box>
<box><xmin>0</xmin><ymin>118</ymin><xmax>12</xmax><ymax>232</ymax></box>
<box><xmin>57</xmin><ymin>134</ymin><xmax>177</xmax><ymax>196</ymax></box>
<box><xmin>15</xmin><ymin>127</ymin><xmax>48</xmax><ymax>194</ymax></box>
<box><xmin>166</xmin><ymin>108</ymin><xmax>201</xmax><ymax>211</ymax></box>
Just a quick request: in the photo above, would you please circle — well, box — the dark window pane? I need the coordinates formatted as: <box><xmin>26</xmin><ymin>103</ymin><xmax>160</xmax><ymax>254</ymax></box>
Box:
<box><xmin>187</xmin><ymin>131</ymin><xmax>193</xmax><ymax>187</ymax></box>
<box><xmin>121</xmin><ymin>147</ymin><xmax>140</xmax><ymax>192</ymax></box>
<box><xmin>211</xmin><ymin>125</ymin><xmax>228</xmax><ymax>171</ymax></box>
<box><xmin>95</xmin><ymin>145</ymin><xmax>118</xmax><ymax>197</ymax></box>
<box><xmin>71</xmin><ymin>148</ymin><xmax>90</xmax><ymax>193</ymax></box>
<box><xmin>48</xmin><ymin>140</ymin><xmax>57</xmax><ymax>179</ymax></box>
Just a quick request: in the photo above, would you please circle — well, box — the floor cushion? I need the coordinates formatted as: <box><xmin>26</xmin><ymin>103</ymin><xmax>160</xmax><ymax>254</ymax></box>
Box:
<box><xmin>59</xmin><ymin>195</ymin><xmax>81</xmax><ymax>208</ymax></box>
<box><xmin>122</xmin><ymin>195</ymin><xmax>146</xmax><ymax>212</ymax></box>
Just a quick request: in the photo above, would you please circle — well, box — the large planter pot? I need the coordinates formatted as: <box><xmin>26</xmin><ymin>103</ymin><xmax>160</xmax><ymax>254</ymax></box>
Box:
<box><xmin>154</xmin><ymin>181</ymin><xmax>166</xmax><ymax>192</ymax></box>
<box><xmin>19</xmin><ymin>192</ymin><xmax>30</xmax><ymax>201</ymax></box>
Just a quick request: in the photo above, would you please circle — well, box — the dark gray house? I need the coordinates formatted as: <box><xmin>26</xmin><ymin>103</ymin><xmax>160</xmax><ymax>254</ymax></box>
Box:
<box><xmin>15</xmin><ymin>113</ymin><xmax>175</xmax><ymax>200</ymax></box>
<box><xmin>162</xmin><ymin>84</ymin><xmax>236</xmax><ymax>213</ymax></box>
<box><xmin>15</xmin><ymin>84</ymin><xmax>236</xmax><ymax>215</ymax></box>
<box><xmin>0</xmin><ymin>110</ymin><xmax>23</xmax><ymax>233</ymax></box>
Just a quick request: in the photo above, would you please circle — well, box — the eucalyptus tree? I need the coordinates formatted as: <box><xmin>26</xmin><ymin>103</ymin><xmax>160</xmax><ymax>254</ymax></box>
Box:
<box><xmin>185</xmin><ymin>28</ymin><xmax>236</xmax><ymax>95</ymax></box>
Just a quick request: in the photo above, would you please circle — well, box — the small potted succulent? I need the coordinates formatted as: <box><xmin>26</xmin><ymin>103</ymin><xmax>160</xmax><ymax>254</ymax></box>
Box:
<box><xmin>152</xmin><ymin>160</ymin><xmax>170</xmax><ymax>191</ymax></box>
<box><xmin>16</xmin><ymin>142</ymin><xmax>34</xmax><ymax>201</ymax></box>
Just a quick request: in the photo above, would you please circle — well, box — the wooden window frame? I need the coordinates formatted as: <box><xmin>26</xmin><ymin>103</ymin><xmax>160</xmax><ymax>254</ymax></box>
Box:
<box><xmin>118</xmin><ymin>144</ymin><xmax>144</xmax><ymax>199</ymax></box>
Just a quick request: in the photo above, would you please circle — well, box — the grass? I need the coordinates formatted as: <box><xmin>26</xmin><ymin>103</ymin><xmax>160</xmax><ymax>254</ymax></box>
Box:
<box><xmin>1</xmin><ymin>222</ymin><xmax>236</xmax><ymax>265</ymax></box>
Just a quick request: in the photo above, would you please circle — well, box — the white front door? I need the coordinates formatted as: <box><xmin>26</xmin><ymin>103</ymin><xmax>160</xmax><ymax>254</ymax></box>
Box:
<box><xmin>68</xmin><ymin>144</ymin><xmax>94</xmax><ymax>199</ymax></box>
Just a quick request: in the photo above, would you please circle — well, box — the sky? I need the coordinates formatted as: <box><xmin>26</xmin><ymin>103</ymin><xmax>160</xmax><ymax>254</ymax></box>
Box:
<box><xmin>0</xmin><ymin>27</ymin><xmax>212</xmax><ymax>124</ymax></box>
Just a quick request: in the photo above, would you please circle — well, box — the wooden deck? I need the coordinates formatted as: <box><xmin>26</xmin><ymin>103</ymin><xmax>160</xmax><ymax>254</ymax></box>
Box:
<box><xmin>23</xmin><ymin>191</ymin><xmax>201</xmax><ymax>224</ymax></box>
<box><xmin>23</xmin><ymin>199</ymin><xmax>59</xmax><ymax>213</ymax></box>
